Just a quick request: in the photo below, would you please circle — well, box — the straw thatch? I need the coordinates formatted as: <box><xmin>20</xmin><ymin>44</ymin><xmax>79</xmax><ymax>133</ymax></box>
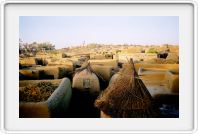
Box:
<box><xmin>19</xmin><ymin>79</ymin><xmax>61</xmax><ymax>88</ymax></box>
<box><xmin>19</xmin><ymin>81</ymin><xmax>58</xmax><ymax>102</ymax></box>
<box><xmin>72</xmin><ymin>62</ymin><xmax>100</xmax><ymax>95</ymax></box>
<box><xmin>95</xmin><ymin>59</ymin><xmax>159</xmax><ymax>118</ymax></box>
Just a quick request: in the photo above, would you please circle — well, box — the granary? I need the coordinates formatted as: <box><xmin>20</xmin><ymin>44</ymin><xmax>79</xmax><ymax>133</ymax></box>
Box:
<box><xmin>72</xmin><ymin>62</ymin><xmax>100</xmax><ymax>96</ymax></box>
<box><xmin>95</xmin><ymin>59</ymin><xmax>159</xmax><ymax>118</ymax></box>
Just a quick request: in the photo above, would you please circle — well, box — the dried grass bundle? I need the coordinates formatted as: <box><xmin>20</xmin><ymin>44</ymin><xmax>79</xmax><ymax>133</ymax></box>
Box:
<box><xmin>95</xmin><ymin>59</ymin><xmax>159</xmax><ymax>118</ymax></box>
<box><xmin>19</xmin><ymin>82</ymin><xmax>57</xmax><ymax>102</ymax></box>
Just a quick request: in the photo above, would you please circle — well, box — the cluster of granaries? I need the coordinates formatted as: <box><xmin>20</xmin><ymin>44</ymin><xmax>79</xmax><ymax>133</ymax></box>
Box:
<box><xmin>19</xmin><ymin>57</ymin><xmax>178</xmax><ymax>118</ymax></box>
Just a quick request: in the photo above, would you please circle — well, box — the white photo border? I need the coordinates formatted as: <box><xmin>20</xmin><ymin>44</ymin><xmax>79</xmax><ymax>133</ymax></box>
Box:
<box><xmin>1</xmin><ymin>0</ymin><xmax>198</xmax><ymax>133</ymax></box>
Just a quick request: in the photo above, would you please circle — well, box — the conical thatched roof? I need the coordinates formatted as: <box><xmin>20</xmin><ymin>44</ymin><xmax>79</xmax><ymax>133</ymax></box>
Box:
<box><xmin>95</xmin><ymin>59</ymin><xmax>159</xmax><ymax>118</ymax></box>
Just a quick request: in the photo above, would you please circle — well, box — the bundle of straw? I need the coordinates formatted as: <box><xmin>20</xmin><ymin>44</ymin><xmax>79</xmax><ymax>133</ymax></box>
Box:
<box><xmin>95</xmin><ymin>59</ymin><xmax>159</xmax><ymax>118</ymax></box>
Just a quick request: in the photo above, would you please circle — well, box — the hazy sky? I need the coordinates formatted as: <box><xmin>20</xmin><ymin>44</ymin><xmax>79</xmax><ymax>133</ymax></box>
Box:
<box><xmin>19</xmin><ymin>16</ymin><xmax>179</xmax><ymax>49</ymax></box>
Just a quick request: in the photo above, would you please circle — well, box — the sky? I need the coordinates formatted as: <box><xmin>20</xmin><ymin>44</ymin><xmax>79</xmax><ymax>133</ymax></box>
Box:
<box><xmin>19</xmin><ymin>16</ymin><xmax>179</xmax><ymax>49</ymax></box>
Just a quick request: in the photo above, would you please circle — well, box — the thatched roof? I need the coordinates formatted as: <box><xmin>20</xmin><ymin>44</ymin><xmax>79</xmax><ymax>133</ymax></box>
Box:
<box><xmin>95</xmin><ymin>59</ymin><xmax>159</xmax><ymax>118</ymax></box>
